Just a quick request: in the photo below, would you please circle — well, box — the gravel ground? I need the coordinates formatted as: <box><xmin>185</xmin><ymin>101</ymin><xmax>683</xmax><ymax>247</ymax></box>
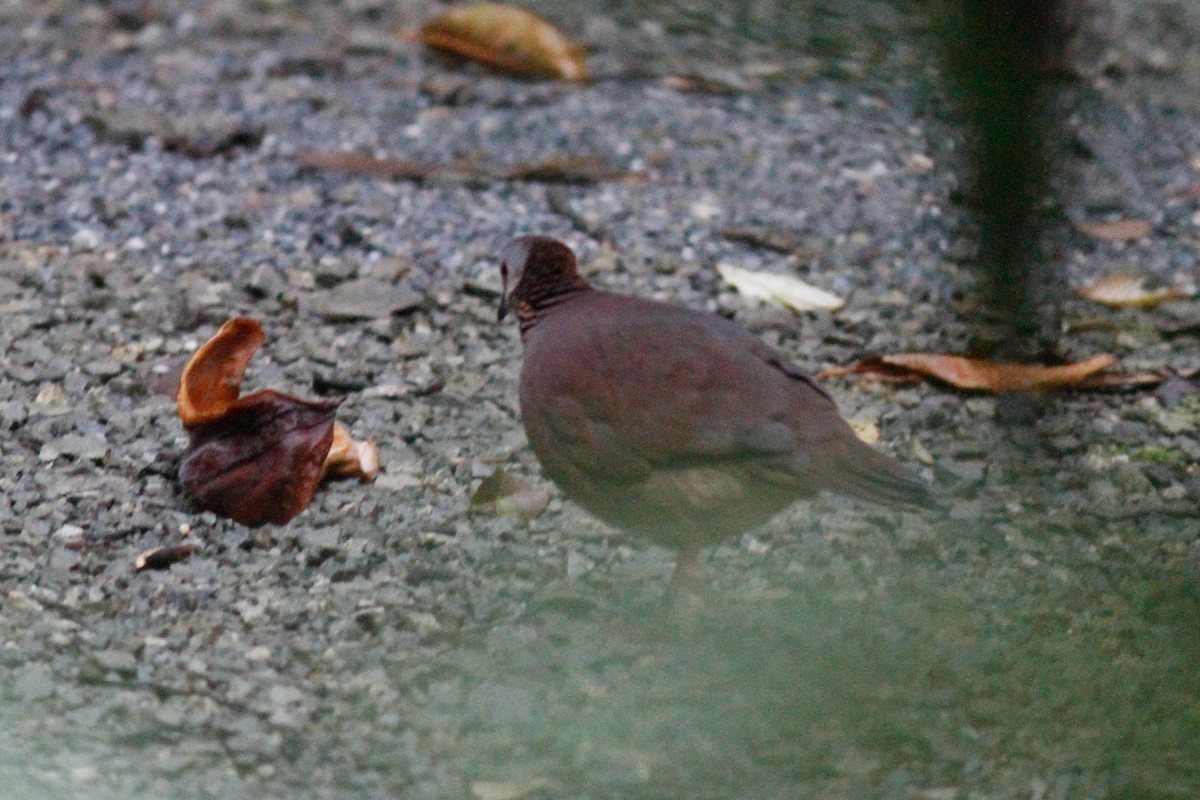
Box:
<box><xmin>2</xmin><ymin>2</ymin><xmax>1199</xmax><ymax>799</ymax></box>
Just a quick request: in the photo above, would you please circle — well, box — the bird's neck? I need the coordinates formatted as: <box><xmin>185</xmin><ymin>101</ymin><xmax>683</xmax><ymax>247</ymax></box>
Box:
<box><xmin>516</xmin><ymin>280</ymin><xmax>590</xmax><ymax>340</ymax></box>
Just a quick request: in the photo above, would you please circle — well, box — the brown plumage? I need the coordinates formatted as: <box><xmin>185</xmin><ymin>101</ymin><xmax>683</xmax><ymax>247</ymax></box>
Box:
<box><xmin>499</xmin><ymin>235</ymin><xmax>934</xmax><ymax>588</ymax></box>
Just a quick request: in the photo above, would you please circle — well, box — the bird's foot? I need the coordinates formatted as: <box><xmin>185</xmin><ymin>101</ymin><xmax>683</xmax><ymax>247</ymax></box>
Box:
<box><xmin>660</xmin><ymin>548</ymin><xmax>716</xmax><ymax>609</ymax></box>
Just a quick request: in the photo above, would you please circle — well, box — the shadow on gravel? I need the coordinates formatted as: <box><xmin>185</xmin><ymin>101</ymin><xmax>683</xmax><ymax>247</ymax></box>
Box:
<box><xmin>316</xmin><ymin>511</ymin><xmax>1200</xmax><ymax>799</ymax></box>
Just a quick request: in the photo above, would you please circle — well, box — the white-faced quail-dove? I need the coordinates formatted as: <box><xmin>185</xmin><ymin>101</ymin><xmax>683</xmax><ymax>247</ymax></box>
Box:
<box><xmin>499</xmin><ymin>235</ymin><xmax>933</xmax><ymax>590</ymax></box>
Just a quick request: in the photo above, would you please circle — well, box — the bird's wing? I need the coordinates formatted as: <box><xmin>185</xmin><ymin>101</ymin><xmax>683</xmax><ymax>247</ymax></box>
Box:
<box><xmin>521</xmin><ymin>296</ymin><xmax>842</xmax><ymax>482</ymax></box>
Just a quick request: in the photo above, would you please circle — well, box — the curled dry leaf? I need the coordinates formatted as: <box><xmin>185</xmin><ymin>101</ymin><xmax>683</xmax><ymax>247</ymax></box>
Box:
<box><xmin>469</xmin><ymin>467</ymin><xmax>551</xmax><ymax>521</ymax></box>
<box><xmin>176</xmin><ymin>318</ymin><xmax>379</xmax><ymax>526</ymax></box>
<box><xmin>177</xmin><ymin>317</ymin><xmax>265</xmax><ymax>426</ymax></box>
<box><xmin>717</xmin><ymin>262</ymin><xmax>844</xmax><ymax>312</ymax></box>
<box><xmin>1075</xmin><ymin>219</ymin><xmax>1152</xmax><ymax>241</ymax></box>
<box><xmin>135</xmin><ymin>543</ymin><xmax>196</xmax><ymax>572</ymax></box>
<box><xmin>1077</xmin><ymin>274</ymin><xmax>1189</xmax><ymax>309</ymax></box>
<box><xmin>420</xmin><ymin>2</ymin><xmax>588</xmax><ymax>81</ymax></box>
<box><xmin>823</xmin><ymin>352</ymin><xmax>1118</xmax><ymax>392</ymax></box>
<box><xmin>322</xmin><ymin>422</ymin><xmax>380</xmax><ymax>481</ymax></box>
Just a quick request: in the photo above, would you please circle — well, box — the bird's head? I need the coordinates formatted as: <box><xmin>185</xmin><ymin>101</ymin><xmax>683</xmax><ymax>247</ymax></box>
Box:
<box><xmin>498</xmin><ymin>235</ymin><xmax>586</xmax><ymax>323</ymax></box>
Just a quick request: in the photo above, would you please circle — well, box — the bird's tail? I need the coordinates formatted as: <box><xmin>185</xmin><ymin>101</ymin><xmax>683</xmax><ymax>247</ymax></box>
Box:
<box><xmin>818</xmin><ymin>435</ymin><xmax>937</xmax><ymax>512</ymax></box>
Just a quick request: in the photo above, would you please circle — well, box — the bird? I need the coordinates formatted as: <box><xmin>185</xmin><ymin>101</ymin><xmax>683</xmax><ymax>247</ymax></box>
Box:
<box><xmin>498</xmin><ymin>235</ymin><xmax>934</xmax><ymax>592</ymax></box>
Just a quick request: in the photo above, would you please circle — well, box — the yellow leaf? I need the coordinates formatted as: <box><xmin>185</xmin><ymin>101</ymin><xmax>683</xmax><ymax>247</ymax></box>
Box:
<box><xmin>420</xmin><ymin>3</ymin><xmax>588</xmax><ymax>81</ymax></box>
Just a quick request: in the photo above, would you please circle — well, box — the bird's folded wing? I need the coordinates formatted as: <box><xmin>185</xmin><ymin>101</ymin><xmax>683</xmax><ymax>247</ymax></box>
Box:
<box><xmin>527</xmin><ymin>310</ymin><xmax>844</xmax><ymax>481</ymax></box>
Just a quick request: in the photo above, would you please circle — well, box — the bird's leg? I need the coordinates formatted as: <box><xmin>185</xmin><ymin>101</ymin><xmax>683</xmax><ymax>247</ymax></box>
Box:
<box><xmin>663</xmin><ymin>540</ymin><xmax>716</xmax><ymax>604</ymax></box>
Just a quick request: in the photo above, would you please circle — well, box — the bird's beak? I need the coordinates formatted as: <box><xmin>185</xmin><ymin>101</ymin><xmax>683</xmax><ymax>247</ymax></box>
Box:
<box><xmin>497</xmin><ymin>296</ymin><xmax>508</xmax><ymax>322</ymax></box>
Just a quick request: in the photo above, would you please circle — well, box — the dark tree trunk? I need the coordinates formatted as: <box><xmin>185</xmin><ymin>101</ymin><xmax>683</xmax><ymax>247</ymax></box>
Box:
<box><xmin>941</xmin><ymin>0</ymin><xmax>1070</xmax><ymax>365</ymax></box>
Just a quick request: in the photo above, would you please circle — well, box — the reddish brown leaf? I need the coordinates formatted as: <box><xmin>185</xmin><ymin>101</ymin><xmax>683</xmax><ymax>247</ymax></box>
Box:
<box><xmin>1075</xmin><ymin>219</ymin><xmax>1152</xmax><ymax>241</ymax></box>
<box><xmin>824</xmin><ymin>353</ymin><xmax>1118</xmax><ymax>392</ymax></box>
<box><xmin>177</xmin><ymin>318</ymin><xmax>265</xmax><ymax>427</ymax></box>
<box><xmin>180</xmin><ymin>390</ymin><xmax>339</xmax><ymax>526</ymax></box>
<box><xmin>420</xmin><ymin>2</ymin><xmax>588</xmax><ymax>81</ymax></box>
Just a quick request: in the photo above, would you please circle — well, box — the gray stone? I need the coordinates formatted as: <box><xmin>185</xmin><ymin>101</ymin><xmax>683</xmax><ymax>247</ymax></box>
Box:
<box><xmin>312</xmin><ymin>279</ymin><xmax>423</xmax><ymax>322</ymax></box>
<box><xmin>81</xmin><ymin>648</ymin><xmax>138</xmax><ymax>681</ymax></box>
<box><xmin>13</xmin><ymin>662</ymin><xmax>56</xmax><ymax>702</ymax></box>
<box><xmin>43</xmin><ymin>434</ymin><xmax>109</xmax><ymax>462</ymax></box>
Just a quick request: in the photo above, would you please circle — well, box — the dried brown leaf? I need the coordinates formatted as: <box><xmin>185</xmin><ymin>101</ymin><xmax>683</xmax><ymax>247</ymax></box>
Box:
<box><xmin>720</xmin><ymin>225</ymin><xmax>819</xmax><ymax>258</ymax></box>
<box><xmin>1077</xmin><ymin>274</ymin><xmax>1189</xmax><ymax>309</ymax></box>
<box><xmin>297</xmin><ymin>150</ymin><xmax>628</xmax><ymax>185</ymax></box>
<box><xmin>135</xmin><ymin>544</ymin><xmax>195</xmax><ymax>572</ymax></box>
<box><xmin>824</xmin><ymin>353</ymin><xmax>1118</xmax><ymax>392</ymax></box>
<box><xmin>180</xmin><ymin>389</ymin><xmax>339</xmax><ymax>526</ymax></box>
<box><xmin>498</xmin><ymin>154</ymin><xmax>631</xmax><ymax>184</ymax></box>
<box><xmin>1075</xmin><ymin>219</ymin><xmax>1152</xmax><ymax>241</ymax></box>
<box><xmin>659</xmin><ymin>74</ymin><xmax>743</xmax><ymax>95</ymax></box>
<box><xmin>297</xmin><ymin>150</ymin><xmax>480</xmax><ymax>180</ymax></box>
<box><xmin>177</xmin><ymin>317</ymin><xmax>265</xmax><ymax>427</ymax></box>
<box><xmin>420</xmin><ymin>2</ymin><xmax>588</xmax><ymax>81</ymax></box>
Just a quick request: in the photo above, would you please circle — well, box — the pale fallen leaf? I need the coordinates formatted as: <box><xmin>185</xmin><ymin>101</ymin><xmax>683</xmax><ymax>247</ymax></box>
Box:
<box><xmin>1077</xmin><ymin>274</ymin><xmax>1189</xmax><ymax>309</ymax></box>
<box><xmin>1075</xmin><ymin>219</ymin><xmax>1151</xmax><ymax>241</ymax></box>
<box><xmin>321</xmin><ymin>422</ymin><xmax>380</xmax><ymax>481</ymax></box>
<box><xmin>471</xmin><ymin>777</ymin><xmax>557</xmax><ymax>800</ymax></box>
<box><xmin>717</xmin><ymin>262</ymin><xmax>844</xmax><ymax>312</ymax></box>
<box><xmin>911</xmin><ymin>438</ymin><xmax>935</xmax><ymax>466</ymax></box>
<box><xmin>420</xmin><ymin>2</ymin><xmax>588</xmax><ymax>81</ymax></box>
<box><xmin>906</xmin><ymin>152</ymin><xmax>934</xmax><ymax>173</ymax></box>
<box><xmin>822</xmin><ymin>353</ymin><xmax>1118</xmax><ymax>392</ymax></box>
<box><xmin>849</xmin><ymin>419</ymin><xmax>880</xmax><ymax>445</ymax></box>
<box><xmin>470</xmin><ymin>468</ymin><xmax>550</xmax><ymax>521</ymax></box>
